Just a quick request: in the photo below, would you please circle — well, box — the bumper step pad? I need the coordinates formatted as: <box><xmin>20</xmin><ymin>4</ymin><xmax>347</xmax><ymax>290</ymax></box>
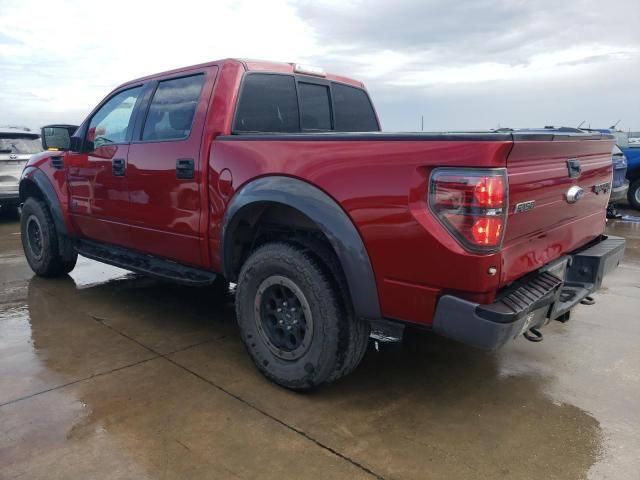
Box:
<box><xmin>432</xmin><ymin>235</ymin><xmax>625</xmax><ymax>351</ymax></box>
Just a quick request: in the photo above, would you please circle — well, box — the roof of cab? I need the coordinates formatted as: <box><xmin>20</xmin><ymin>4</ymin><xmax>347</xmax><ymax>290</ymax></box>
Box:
<box><xmin>119</xmin><ymin>58</ymin><xmax>364</xmax><ymax>90</ymax></box>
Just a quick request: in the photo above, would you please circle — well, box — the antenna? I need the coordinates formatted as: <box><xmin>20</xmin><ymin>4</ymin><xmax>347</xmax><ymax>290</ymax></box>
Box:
<box><xmin>610</xmin><ymin>120</ymin><xmax>621</xmax><ymax>130</ymax></box>
<box><xmin>577</xmin><ymin>120</ymin><xmax>586</xmax><ymax>129</ymax></box>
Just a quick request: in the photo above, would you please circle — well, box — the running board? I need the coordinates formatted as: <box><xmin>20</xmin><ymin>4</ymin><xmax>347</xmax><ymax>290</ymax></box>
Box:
<box><xmin>76</xmin><ymin>239</ymin><xmax>219</xmax><ymax>286</ymax></box>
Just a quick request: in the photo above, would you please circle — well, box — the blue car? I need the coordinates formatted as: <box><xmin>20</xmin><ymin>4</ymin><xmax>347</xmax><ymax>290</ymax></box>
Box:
<box><xmin>611</xmin><ymin>145</ymin><xmax>630</xmax><ymax>203</ymax></box>
<box><xmin>621</xmin><ymin>144</ymin><xmax>640</xmax><ymax>209</ymax></box>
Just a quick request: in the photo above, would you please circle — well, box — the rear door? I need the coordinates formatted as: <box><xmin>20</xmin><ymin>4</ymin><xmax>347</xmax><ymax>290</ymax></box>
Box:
<box><xmin>501</xmin><ymin>133</ymin><xmax>615</xmax><ymax>285</ymax></box>
<box><xmin>67</xmin><ymin>85</ymin><xmax>143</xmax><ymax>247</ymax></box>
<box><xmin>125</xmin><ymin>67</ymin><xmax>217</xmax><ymax>266</ymax></box>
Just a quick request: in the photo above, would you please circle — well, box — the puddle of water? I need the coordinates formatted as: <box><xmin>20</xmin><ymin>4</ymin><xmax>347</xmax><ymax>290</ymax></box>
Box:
<box><xmin>69</xmin><ymin>256</ymin><xmax>136</xmax><ymax>289</ymax></box>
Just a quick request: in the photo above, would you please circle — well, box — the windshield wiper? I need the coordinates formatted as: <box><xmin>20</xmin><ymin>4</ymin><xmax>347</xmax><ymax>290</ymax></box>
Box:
<box><xmin>0</xmin><ymin>149</ymin><xmax>13</xmax><ymax>153</ymax></box>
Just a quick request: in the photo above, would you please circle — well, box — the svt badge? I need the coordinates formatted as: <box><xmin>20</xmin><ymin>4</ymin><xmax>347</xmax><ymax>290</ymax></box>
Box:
<box><xmin>593</xmin><ymin>182</ymin><xmax>611</xmax><ymax>195</ymax></box>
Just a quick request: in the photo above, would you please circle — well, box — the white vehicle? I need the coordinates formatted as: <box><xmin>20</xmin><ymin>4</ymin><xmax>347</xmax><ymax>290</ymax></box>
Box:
<box><xmin>0</xmin><ymin>127</ymin><xmax>42</xmax><ymax>214</ymax></box>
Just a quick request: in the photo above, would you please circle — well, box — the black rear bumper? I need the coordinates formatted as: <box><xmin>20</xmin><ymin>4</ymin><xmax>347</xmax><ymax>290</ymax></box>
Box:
<box><xmin>432</xmin><ymin>235</ymin><xmax>625</xmax><ymax>350</ymax></box>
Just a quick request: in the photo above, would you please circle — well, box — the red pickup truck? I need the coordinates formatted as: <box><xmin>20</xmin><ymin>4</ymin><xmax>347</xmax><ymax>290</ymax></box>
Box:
<box><xmin>20</xmin><ymin>59</ymin><xmax>625</xmax><ymax>389</ymax></box>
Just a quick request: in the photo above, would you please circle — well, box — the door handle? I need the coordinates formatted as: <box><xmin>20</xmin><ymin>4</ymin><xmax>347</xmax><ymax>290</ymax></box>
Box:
<box><xmin>112</xmin><ymin>158</ymin><xmax>126</xmax><ymax>176</ymax></box>
<box><xmin>176</xmin><ymin>158</ymin><xmax>195</xmax><ymax>179</ymax></box>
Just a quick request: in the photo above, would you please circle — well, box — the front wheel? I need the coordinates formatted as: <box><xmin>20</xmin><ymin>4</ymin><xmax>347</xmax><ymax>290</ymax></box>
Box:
<box><xmin>628</xmin><ymin>179</ymin><xmax>640</xmax><ymax>210</ymax></box>
<box><xmin>21</xmin><ymin>197</ymin><xmax>77</xmax><ymax>277</ymax></box>
<box><xmin>235</xmin><ymin>242</ymin><xmax>369</xmax><ymax>390</ymax></box>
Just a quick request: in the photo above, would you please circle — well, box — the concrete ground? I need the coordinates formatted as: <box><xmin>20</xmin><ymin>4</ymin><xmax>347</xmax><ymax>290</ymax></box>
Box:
<box><xmin>1</xmin><ymin>209</ymin><xmax>639</xmax><ymax>480</ymax></box>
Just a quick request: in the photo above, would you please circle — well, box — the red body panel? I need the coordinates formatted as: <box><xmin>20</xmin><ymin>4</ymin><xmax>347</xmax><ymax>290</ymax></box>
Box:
<box><xmin>67</xmin><ymin>144</ymin><xmax>131</xmax><ymax>247</ymax></box>
<box><xmin>501</xmin><ymin>140</ymin><xmax>612</xmax><ymax>284</ymax></box>
<box><xmin>209</xmin><ymin>139</ymin><xmax>513</xmax><ymax>323</ymax></box>
<box><xmin>22</xmin><ymin>58</ymin><xmax>615</xmax><ymax>328</ymax></box>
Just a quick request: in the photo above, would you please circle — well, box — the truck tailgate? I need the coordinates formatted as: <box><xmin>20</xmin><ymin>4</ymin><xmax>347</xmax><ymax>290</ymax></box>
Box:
<box><xmin>500</xmin><ymin>133</ymin><xmax>615</xmax><ymax>286</ymax></box>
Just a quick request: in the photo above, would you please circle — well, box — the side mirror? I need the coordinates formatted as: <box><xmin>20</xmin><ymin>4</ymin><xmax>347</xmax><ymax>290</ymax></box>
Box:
<box><xmin>41</xmin><ymin>124</ymin><xmax>79</xmax><ymax>151</ymax></box>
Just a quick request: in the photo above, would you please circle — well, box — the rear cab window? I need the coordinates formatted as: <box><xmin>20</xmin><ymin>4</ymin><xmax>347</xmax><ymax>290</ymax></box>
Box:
<box><xmin>234</xmin><ymin>74</ymin><xmax>299</xmax><ymax>133</ymax></box>
<box><xmin>331</xmin><ymin>83</ymin><xmax>379</xmax><ymax>132</ymax></box>
<box><xmin>233</xmin><ymin>73</ymin><xmax>379</xmax><ymax>133</ymax></box>
<box><xmin>299</xmin><ymin>83</ymin><xmax>331</xmax><ymax>131</ymax></box>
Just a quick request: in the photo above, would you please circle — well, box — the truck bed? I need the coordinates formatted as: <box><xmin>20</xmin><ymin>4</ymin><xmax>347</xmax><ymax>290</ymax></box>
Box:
<box><xmin>211</xmin><ymin>129</ymin><xmax>615</xmax><ymax>324</ymax></box>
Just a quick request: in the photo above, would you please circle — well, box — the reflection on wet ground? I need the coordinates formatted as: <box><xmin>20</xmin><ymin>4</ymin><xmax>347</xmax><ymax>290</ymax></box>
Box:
<box><xmin>1</xmin><ymin>208</ymin><xmax>639</xmax><ymax>479</ymax></box>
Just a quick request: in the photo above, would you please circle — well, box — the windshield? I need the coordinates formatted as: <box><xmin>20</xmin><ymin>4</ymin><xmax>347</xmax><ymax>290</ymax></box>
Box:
<box><xmin>0</xmin><ymin>135</ymin><xmax>42</xmax><ymax>155</ymax></box>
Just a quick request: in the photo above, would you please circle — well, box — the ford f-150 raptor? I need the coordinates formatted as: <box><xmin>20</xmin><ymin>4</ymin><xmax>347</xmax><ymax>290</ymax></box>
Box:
<box><xmin>19</xmin><ymin>59</ymin><xmax>625</xmax><ymax>389</ymax></box>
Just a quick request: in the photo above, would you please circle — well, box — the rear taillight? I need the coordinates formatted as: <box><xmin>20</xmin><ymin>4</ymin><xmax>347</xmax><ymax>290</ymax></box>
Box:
<box><xmin>429</xmin><ymin>168</ymin><xmax>508</xmax><ymax>253</ymax></box>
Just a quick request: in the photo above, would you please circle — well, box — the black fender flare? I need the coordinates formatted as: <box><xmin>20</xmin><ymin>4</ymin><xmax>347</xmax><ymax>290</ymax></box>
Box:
<box><xmin>221</xmin><ymin>176</ymin><xmax>381</xmax><ymax>321</ymax></box>
<box><xmin>20</xmin><ymin>167</ymin><xmax>68</xmax><ymax>238</ymax></box>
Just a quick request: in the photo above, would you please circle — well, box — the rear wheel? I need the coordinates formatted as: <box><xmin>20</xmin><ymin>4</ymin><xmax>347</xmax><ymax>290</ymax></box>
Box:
<box><xmin>235</xmin><ymin>242</ymin><xmax>369</xmax><ymax>390</ymax></box>
<box><xmin>21</xmin><ymin>197</ymin><xmax>77</xmax><ymax>277</ymax></box>
<box><xmin>628</xmin><ymin>179</ymin><xmax>640</xmax><ymax>210</ymax></box>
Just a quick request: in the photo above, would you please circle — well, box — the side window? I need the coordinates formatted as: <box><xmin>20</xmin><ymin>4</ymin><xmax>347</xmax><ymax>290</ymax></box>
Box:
<box><xmin>234</xmin><ymin>74</ymin><xmax>299</xmax><ymax>132</ymax></box>
<box><xmin>142</xmin><ymin>74</ymin><xmax>205</xmax><ymax>141</ymax></box>
<box><xmin>331</xmin><ymin>83</ymin><xmax>379</xmax><ymax>132</ymax></box>
<box><xmin>88</xmin><ymin>87</ymin><xmax>142</xmax><ymax>148</ymax></box>
<box><xmin>299</xmin><ymin>83</ymin><xmax>331</xmax><ymax>131</ymax></box>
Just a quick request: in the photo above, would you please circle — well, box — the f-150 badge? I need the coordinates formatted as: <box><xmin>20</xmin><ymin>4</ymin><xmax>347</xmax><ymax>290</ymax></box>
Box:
<box><xmin>514</xmin><ymin>200</ymin><xmax>536</xmax><ymax>213</ymax></box>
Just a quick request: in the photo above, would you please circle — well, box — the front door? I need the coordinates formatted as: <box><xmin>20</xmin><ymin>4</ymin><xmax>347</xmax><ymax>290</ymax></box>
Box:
<box><xmin>125</xmin><ymin>69</ymin><xmax>216</xmax><ymax>266</ymax></box>
<box><xmin>67</xmin><ymin>86</ymin><xmax>143</xmax><ymax>247</ymax></box>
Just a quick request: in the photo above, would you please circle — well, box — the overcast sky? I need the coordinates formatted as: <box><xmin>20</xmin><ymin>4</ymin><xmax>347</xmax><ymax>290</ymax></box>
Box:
<box><xmin>1</xmin><ymin>0</ymin><xmax>639</xmax><ymax>132</ymax></box>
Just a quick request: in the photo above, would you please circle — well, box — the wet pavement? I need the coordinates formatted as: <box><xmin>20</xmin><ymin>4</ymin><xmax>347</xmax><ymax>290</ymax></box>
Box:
<box><xmin>1</xmin><ymin>209</ymin><xmax>639</xmax><ymax>480</ymax></box>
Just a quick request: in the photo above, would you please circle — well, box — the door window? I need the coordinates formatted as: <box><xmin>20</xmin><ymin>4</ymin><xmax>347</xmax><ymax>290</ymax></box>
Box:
<box><xmin>88</xmin><ymin>87</ymin><xmax>142</xmax><ymax>148</ymax></box>
<box><xmin>141</xmin><ymin>74</ymin><xmax>205</xmax><ymax>141</ymax></box>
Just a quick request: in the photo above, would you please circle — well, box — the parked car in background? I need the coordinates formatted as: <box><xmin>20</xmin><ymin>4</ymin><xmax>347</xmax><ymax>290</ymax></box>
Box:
<box><xmin>608</xmin><ymin>145</ymin><xmax>629</xmax><ymax>218</ymax></box>
<box><xmin>0</xmin><ymin>126</ymin><xmax>42</xmax><ymax>214</ymax></box>
<box><xmin>575</xmin><ymin>127</ymin><xmax>631</xmax><ymax>215</ymax></box>
<box><xmin>622</xmin><ymin>144</ymin><xmax>640</xmax><ymax>210</ymax></box>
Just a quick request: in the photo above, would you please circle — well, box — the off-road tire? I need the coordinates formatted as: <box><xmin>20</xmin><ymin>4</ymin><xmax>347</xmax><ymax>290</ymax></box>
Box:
<box><xmin>236</xmin><ymin>242</ymin><xmax>369</xmax><ymax>390</ymax></box>
<box><xmin>290</xmin><ymin>236</ymin><xmax>370</xmax><ymax>381</ymax></box>
<box><xmin>21</xmin><ymin>197</ymin><xmax>77</xmax><ymax>277</ymax></box>
<box><xmin>627</xmin><ymin>179</ymin><xmax>640</xmax><ymax>210</ymax></box>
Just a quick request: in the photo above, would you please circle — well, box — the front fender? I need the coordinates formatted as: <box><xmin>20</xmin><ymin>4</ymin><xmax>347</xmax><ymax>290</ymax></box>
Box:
<box><xmin>20</xmin><ymin>166</ymin><xmax>69</xmax><ymax>238</ymax></box>
<box><xmin>222</xmin><ymin>176</ymin><xmax>381</xmax><ymax>321</ymax></box>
